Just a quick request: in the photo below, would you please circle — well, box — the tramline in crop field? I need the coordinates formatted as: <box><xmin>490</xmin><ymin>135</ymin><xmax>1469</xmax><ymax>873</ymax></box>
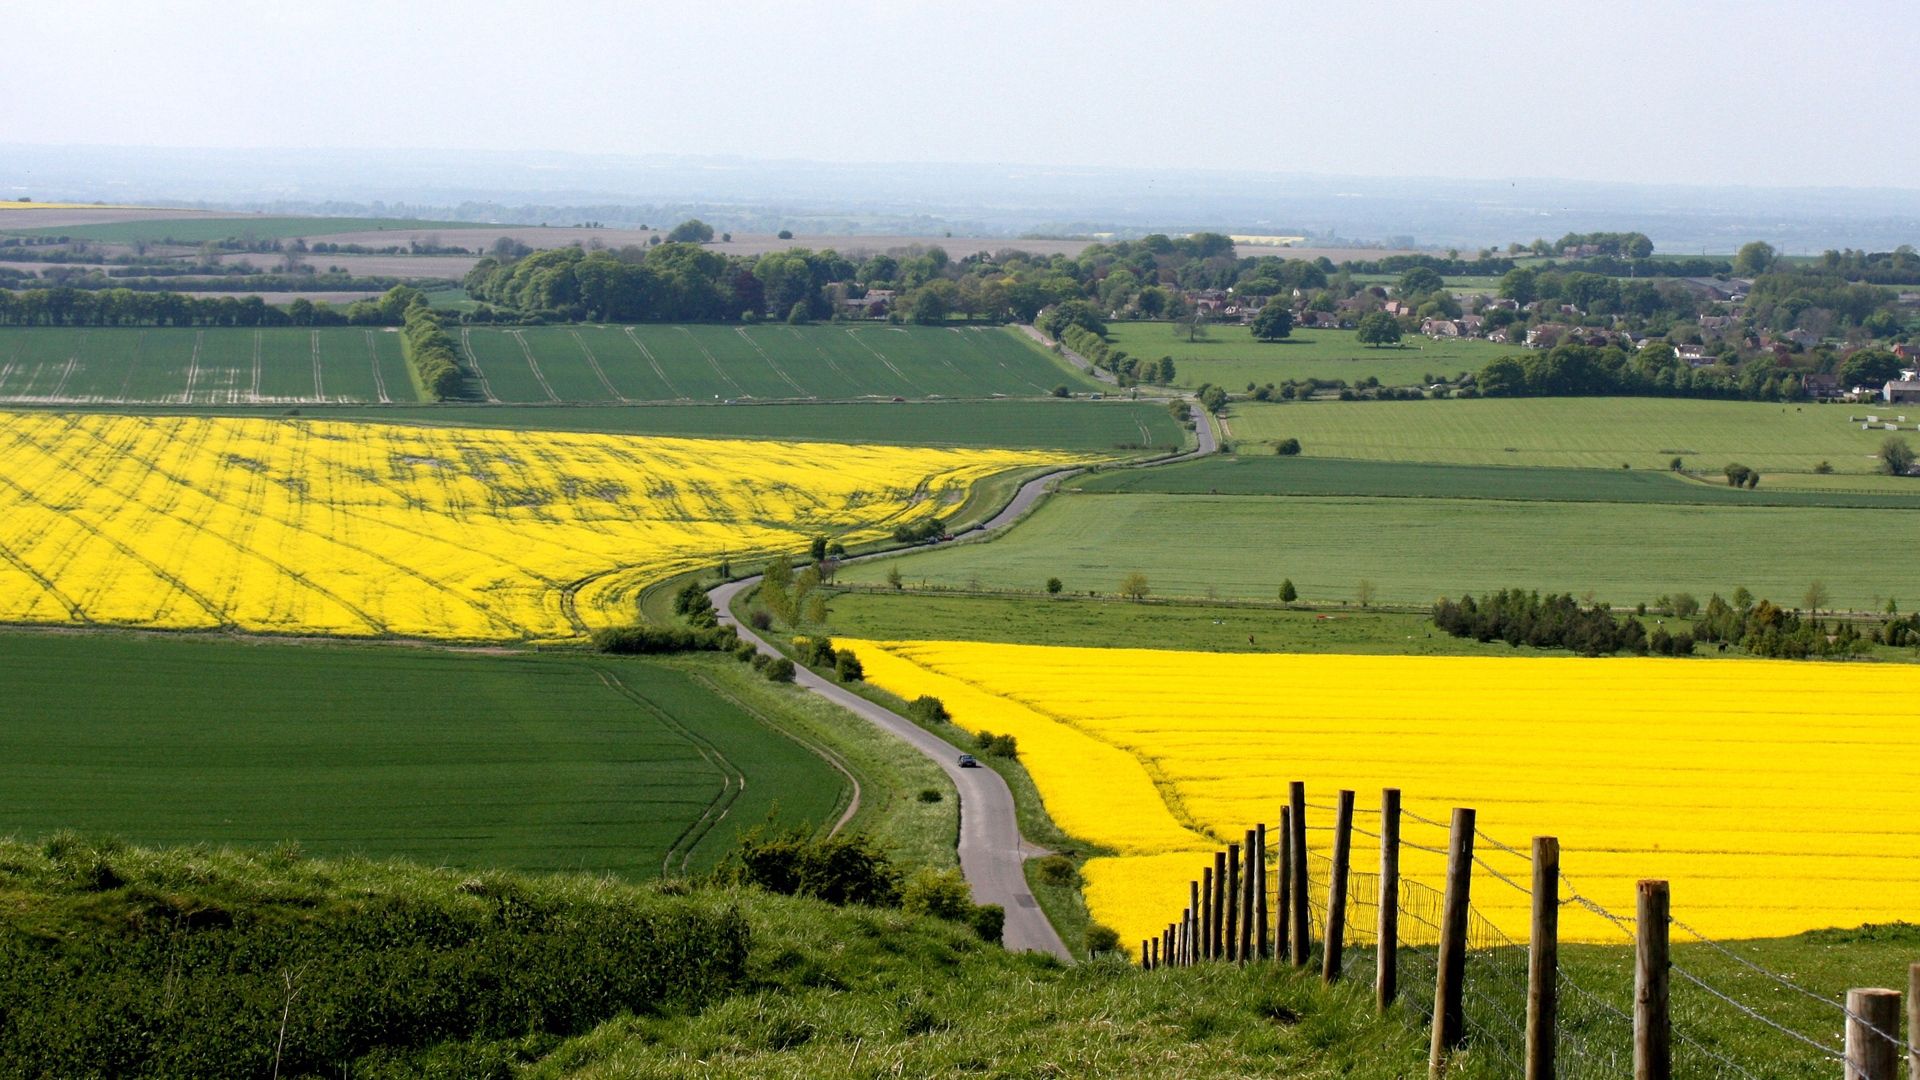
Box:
<box><xmin>0</xmin><ymin>323</ymin><xmax>1095</xmax><ymax>405</ymax></box>
<box><xmin>839</xmin><ymin>639</ymin><xmax>1920</xmax><ymax>953</ymax></box>
<box><xmin>0</xmin><ymin>412</ymin><xmax>1085</xmax><ymax>639</ymax></box>
<box><xmin>0</xmin><ymin>327</ymin><xmax>413</xmax><ymax>405</ymax></box>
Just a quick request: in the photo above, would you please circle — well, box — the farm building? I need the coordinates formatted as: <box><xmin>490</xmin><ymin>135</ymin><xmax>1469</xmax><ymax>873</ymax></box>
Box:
<box><xmin>1883</xmin><ymin>379</ymin><xmax>1920</xmax><ymax>404</ymax></box>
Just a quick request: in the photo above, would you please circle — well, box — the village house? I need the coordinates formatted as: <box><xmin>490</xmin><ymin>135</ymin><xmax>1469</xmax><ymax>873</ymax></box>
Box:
<box><xmin>1674</xmin><ymin>343</ymin><xmax>1715</xmax><ymax>366</ymax></box>
<box><xmin>1420</xmin><ymin>318</ymin><xmax>1461</xmax><ymax>338</ymax></box>
<box><xmin>1801</xmin><ymin>372</ymin><xmax>1839</xmax><ymax>398</ymax></box>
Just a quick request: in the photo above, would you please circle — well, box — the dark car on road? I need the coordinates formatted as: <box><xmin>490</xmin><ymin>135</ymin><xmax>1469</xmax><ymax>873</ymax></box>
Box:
<box><xmin>957</xmin><ymin>754</ymin><xmax>979</xmax><ymax>768</ymax></box>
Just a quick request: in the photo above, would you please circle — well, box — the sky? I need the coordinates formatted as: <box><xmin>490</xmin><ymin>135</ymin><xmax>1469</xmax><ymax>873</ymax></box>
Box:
<box><xmin>7</xmin><ymin>0</ymin><xmax>1919</xmax><ymax>191</ymax></box>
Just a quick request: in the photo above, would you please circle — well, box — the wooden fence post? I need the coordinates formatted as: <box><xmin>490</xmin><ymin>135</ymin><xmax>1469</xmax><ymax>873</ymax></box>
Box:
<box><xmin>1141</xmin><ymin>939</ymin><xmax>1152</xmax><ymax>969</ymax></box>
<box><xmin>1277</xmin><ymin>805</ymin><xmax>1292</xmax><ymax>962</ymax></box>
<box><xmin>1226</xmin><ymin>843</ymin><xmax>1241</xmax><ymax>962</ymax></box>
<box><xmin>1634</xmin><ymin>880</ymin><xmax>1670</xmax><ymax>1080</ymax></box>
<box><xmin>1255</xmin><ymin>822</ymin><xmax>1270</xmax><ymax>960</ymax></box>
<box><xmin>1201</xmin><ymin>865</ymin><xmax>1215</xmax><ymax>962</ymax></box>
<box><xmin>1378</xmin><ymin>787</ymin><xmax>1401</xmax><ymax>1012</ymax></box>
<box><xmin>1527</xmin><ymin>836</ymin><xmax>1560</xmax><ymax>1080</ymax></box>
<box><xmin>1908</xmin><ymin>963</ymin><xmax>1918</xmax><ymax>1080</ymax></box>
<box><xmin>1428</xmin><ymin>807</ymin><xmax>1476</xmax><ymax>1079</ymax></box>
<box><xmin>1241</xmin><ymin>827</ymin><xmax>1258</xmax><ymax>964</ymax></box>
<box><xmin>1189</xmin><ymin>880</ymin><xmax>1200</xmax><ymax>964</ymax></box>
<box><xmin>1323</xmin><ymin>789</ymin><xmax>1355</xmax><ymax>984</ymax></box>
<box><xmin>1213</xmin><ymin>850</ymin><xmax>1228</xmax><ymax>960</ymax></box>
<box><xmin>1844</xmin><ymin>987</ymin><xmax>1900</xmax><ymax>1080</ymax></box>
<box><xmin>1290</xmin><ymin>781</ymin><xmax>1310</xmax><ymax>968</ymax></box>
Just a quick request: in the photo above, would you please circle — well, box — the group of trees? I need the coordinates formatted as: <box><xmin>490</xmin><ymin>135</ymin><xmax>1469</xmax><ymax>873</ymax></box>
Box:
<box><xmin>1431</xmin><ymin>590</ymin><xmax>1676</xmax><ymax>657</ymax></box>
<box><xmin>399</xmin><ymin>302</ymin><xmax>464</xmax><ymax>399</ymax></box>
<box><xmin>1475</xmin><ymin>341</ymin><xmax>1823</xmax><ymax>403</ymax></box>
<box><xmin>1056</xmin><ymin>321</ymin><xmax>1175</xmax><ymax>385</ymax></box>
<box><xmin>1690</xmin><ymin>593</ymin><xmax>1869</xmax><ymax>659</ymax></box>
<box><xmin>0</xmin><ymin>283</ymin><xmax>426</xmax><ymax>327</ymax></box>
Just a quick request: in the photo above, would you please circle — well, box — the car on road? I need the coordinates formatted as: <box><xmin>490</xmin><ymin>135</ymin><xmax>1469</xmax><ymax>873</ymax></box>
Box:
<box><xmin>957</xmin><ymin>753</ymin><xmax>979</xmax><ymax>768</ymax></box>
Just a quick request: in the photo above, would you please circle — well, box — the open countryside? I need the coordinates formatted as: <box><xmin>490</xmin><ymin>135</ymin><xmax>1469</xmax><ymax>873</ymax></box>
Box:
<box><xmin>0</xmin><ymin>633</ymin><xmax>846</xmax><ymax>875</ymax></box>
<box><xmin>0</xmin><ymin>411</ymin><xmax>1085</xmax><ymax>639</ymax></box>
<box><xmin>840</xmin><ymin>639</ymin><xmax>1920</xmax><ymax>949</ymax></box>
<box><xmin>838</xmin><ymin>488</ymin><xmax>1913</xmax><ymax>609</ymax></box>
<box><xmin>0</xmin><ymin>323</ymin><xmax>1100</xmax><ymax>405</ymax></box>
<box><xmin>1102</xmin><ymin>322</ymin><xmax>1523</xmax><ymax>388</ymax></box>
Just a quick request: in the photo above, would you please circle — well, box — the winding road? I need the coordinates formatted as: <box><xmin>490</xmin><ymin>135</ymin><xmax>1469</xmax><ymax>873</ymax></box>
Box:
<box><xmin>708</xmin><ymin>345</ymin><xmax>1217</xmax><ymax>960</ymax></box>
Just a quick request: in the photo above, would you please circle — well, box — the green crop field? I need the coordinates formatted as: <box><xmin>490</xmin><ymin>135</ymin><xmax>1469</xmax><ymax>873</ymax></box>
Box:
<box><xmin>0</xmin><ymin>326</ymin><xmax>415</xmax><ymax>404</ymax></box>
<box><xmin>1074</xmin><ymin>454</ymin><xmax>1920</xmax><ymax>508</ymax></box>
<box><xmin>0</xmin><ymin>633</ymin><xmax>845</xmax><ymax>876</ymax></box>
<box><xmin>0</xmin><ymin>323</ymin><xmax>1098</xmax><ymax>407</ymax></box>
<box><xmin>1</xmin><ymin>215</ymin><xmax>481</xmax><ymax>243</ymax></box>
<box><xmin>839</xmin><ymin>490</ymin><xmax>1918</xmax><ymax>611</ymax></box>
<box><xmin>816</xmin><ymin>589</ymin><xmax>1513</xmax><ymax>657</ymax></box>
<box><xmin>1100</xmin><ymin>321</ymin><xmax>1521</xmax><ymax>387</ymax></box>
<box><xmin>458</xmin><ymin>324</ymin><xmax>1097</xmax><ymax>403</ymax></box>
<box><xmin>1226</xmin><ymin>397</ymin><xmax>1918</xmax><ymax>482</ymax></box>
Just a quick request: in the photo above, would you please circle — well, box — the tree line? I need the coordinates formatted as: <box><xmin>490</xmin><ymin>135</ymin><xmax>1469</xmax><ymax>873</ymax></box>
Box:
<box><xmin>0</xmin><ymin>284</ymin><xmax>428</xmax><ymax>328</ymax></box>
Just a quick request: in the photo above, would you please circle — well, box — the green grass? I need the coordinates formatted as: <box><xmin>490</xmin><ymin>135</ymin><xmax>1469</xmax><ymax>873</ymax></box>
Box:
<box><xmin>1074</xmin><ymin>454</ymin><xmax>1920</xmax><ymax>508</ymax></box>
<box><xmin>2</xmin><ymin>215</ymin><xmax>482</xmax><ymax>242</ymax></box>
<box><xmin>0</xmin><ymin>323</ymin><xmax>1105</xmax><ymax>407</ymax></box>
<box><xmin>1224</xmin><ymin>397</ymin><xmax>1914</xmax><ymax>480</ymax></box>
<box><xmin>816</xmin><ymin>588</ymin><xmax>1523</xmax><ymax>657</ymax></box>
<box><xmin>458</xmin><ymin>324</ymin><xmax>1100</xmax><ymax>403</ymax></box>
<box><xmin>1102</xmin><ymin>321</ymin><xmax>1522</xmax><ymax>388</ymax></box>
<box><xmin>0</xmin><ymin>326</ymin><xmax>420</xmax><ymax>404</ymax></box>
<box><xmin>0</xmin><ymin>632</ymin><xmax>847</xmax><ymax>877</ymax></box>
<box><xmin>837</xmin><ymin>491</ymin><xmax>1920</xmax><ymax>611</ymax></box>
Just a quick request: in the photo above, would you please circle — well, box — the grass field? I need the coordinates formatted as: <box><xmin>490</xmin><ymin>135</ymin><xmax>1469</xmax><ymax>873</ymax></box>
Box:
<box><xmin>0</xmin><ymin>326</ymin><xmax>417</xmax><ymax>404</ymax></box>
<box><xmin>815</xmin><ymin>589</ymin><xmax>1514</xmax><ymax>657</ymax></box>
<box><xmin>0</xmin><ymin>633</ymin><xmax>844</xmax><ymax>876</ymax></box>
<box><xmin>838</xmin><ymin>490</ymin><xmax>1918</xmax><ymax>611</ymax></box>
<box><xmin>0</xmin><ymin>412</ymin><xmax>1083</xmax><ymax>639</ymax></box>
<box><xmin>458</xmin><ymin>324</ymin><xmax>1095</xmax><ymax>403</ymax></box>
<box><xmin>1225</xmin><ymin>397</ymin><xmax>1913</xmax><ymax>479</ymax></box>
<box><xmin>1101</xmin><ymin>322</ymin><xmax>1521</xmax><ymax>387</ymax></box>
<box><xmin>0</xmin><ymin>323</ymin><xmax>1098</xmax><ymax>405</ymax></box>
<box><xmin>1074</xmin><ymin>453</ymin><xmax>1920</xmax><ymax>508</ymax></box>
<box><xmin>0</xmin><ymin>215</ymin><xmax>482</xmax><ymax>242</ymax></box>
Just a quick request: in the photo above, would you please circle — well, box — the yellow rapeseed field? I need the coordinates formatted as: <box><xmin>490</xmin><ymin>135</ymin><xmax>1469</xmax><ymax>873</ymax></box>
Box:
<box><xmin>0</xmin><ymin>412</ymin><xmax>1076</xmax><ymax>640</ymax></box>
<box><xmin>841</xmin><ymin>640</ymin><xmax>1920</xmax><ymax>950</ymax></box>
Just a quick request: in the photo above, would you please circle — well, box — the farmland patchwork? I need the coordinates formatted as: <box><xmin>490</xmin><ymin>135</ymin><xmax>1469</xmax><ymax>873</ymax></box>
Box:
<box><xmin>0</xmin><ymin>412</ymin><xmax>1076</xmax><ymax>639</ymax></box>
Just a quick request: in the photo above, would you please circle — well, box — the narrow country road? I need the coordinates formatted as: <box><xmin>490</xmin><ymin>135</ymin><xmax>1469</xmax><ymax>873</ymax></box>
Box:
<box><xmin>706</xmin><ymin>381</ymin><xmax>1218</xmax><ymax>960</ymax></box>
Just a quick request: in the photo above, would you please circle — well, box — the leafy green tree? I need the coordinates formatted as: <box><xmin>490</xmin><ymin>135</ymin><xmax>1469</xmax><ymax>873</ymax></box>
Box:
<box><xmin>909</xmin><ymin>287</ymin><xmax>949</xmax><ymax>325</ymax></box>
<box><xmin>1045</xmin><ymin>577</ymin><xmax>1063</xmax><ymax>596</ymax></box>
<box><xmin>1881</xmin><ymin>436</ymin><xmax>1916</xmax><ymax>476</ymax></box>
<box><xmin>1275</xmin><ymin>437</ymin><xmax>1301</xmax><ymax>456</ymax></box>
<box><xmin>665</xmin><ymin>219</ymin><xmax>716</xmax><ymax>244</ymax></box>
<box><xmin>1670</xmin><ymin>592</ymin><xmax>1700</xmax><ymax>619</ymax></box>
<box><xmin>1249</xmin><ymin>304</ymin><xmax>1294</xmax><ymax>341</ymax></box>
<box><xmin>1355</xmin><ymin>311</ymin><xmax>1402</xmax><ymax>347</ymax></box>
<box><xmin>1499</xmin><ymin>267</ymin><xmax>1538</xmax><ymax>305</ymax></box>
<box><xmin>1120</xmin><ymin>572</ymin><xmax>1150</xmax><ymax>602</ymax></box>
<box><xmin>1355</xmin><ymin>579</ymin><xmax>1376</xmax><ymax>608</ymax></box>
<box><xmin>1397</xmin><ymin>267</ymin><xmax>1445</xmax><ymax>297</ymax></box>
<box><xmin>886</xmin><ymin>566</ymin><xmax>903</xmax><ymax>590</ymax></box>
<box><xmin>1842</xmin><ymin>349</ymin><xmax>1902</xmax><ymax>387</ymax></box>
<box><xmin>1732</xmin><ymin>240</ymin><xmax>1777</xmax><ymax>276</ymax></box>
<box><xmin>1801</xmin><ymin>580</ymin><xmax>1830</xmax><ymax>612</ymax></box>
<box><xmin>1279</xmin><ymin>578</ymin><xmax>1298</xmax><ymax>603</ymax></box>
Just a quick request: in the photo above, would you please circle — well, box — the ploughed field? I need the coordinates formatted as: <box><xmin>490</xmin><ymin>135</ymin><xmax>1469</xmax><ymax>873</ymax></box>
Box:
<box><xmin>0</xmin><ymin>323</ymin><xmax>1097</xmax><ymax>406</ymax></box>
<box><xmin>839</xmin><ymin>640</ymin><xmax>1920</xmax><ymax>951</ymax></box>
<box><xmin>0</xmin><ymin>411</ymin><xmax>1081</xmax><ymax>639</ymax></box>
<box><xmin>0</xmin><ymin>633</ymin><xmax>842</xmax><ymax>875</ymax></box>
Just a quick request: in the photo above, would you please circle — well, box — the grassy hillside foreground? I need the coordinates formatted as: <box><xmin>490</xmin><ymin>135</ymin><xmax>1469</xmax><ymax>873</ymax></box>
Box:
<box><xmin>0</xmin><ymin>840</ymin><xmax>1458</xmax><ymax>1079</ymax></box>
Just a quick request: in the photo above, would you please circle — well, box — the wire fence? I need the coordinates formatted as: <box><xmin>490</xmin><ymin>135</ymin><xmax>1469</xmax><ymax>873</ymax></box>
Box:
<box><xmin>1145</xmin><ymin>789</ymin><xmax>1913</xmax><ymax>1079</ymax></box>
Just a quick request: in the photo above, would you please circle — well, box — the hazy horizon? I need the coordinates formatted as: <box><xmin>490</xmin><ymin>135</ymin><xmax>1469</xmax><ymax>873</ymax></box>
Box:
<box><xmin>7</xmin><ymin>1</ymin><xmax>1920</xmax><ymax>190</ymax></box>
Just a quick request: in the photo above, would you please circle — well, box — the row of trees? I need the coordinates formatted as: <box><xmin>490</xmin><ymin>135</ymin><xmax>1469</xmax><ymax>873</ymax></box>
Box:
<box><xmin>1690</xmin><ymin>593</ymin><xmax>1869</xmax><ymax>659</ymax></box>
<box><xmin>1475</xmin><ymin>341</ymin><xmax>1825</xmax><ymax>402</ymax></box>
<box><xmin>399</xmin><ymin>303</ymin><xmax>463</xmax><ymax>400</ymax></box>
<box><xmin>1430</xmin><ymin>590</ymin><xmax>1679</xmax><ymax>657</ymax></box>
<box><xmin>0</xmin><ymin>284</ymin><xmax>426</xmax><ymax>327</ymax></box>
